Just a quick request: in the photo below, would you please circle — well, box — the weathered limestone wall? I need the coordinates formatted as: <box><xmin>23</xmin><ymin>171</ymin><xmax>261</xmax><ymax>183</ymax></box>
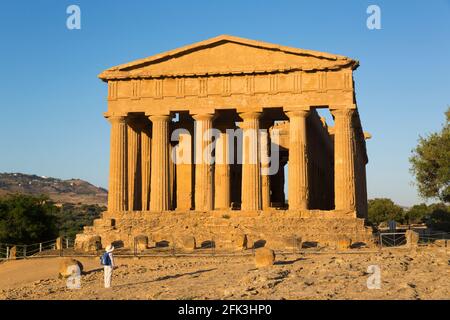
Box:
<box><xmin>80</xmin><ymin>210</ymin><xmax>374</xmax><ymax>251</ymax></box>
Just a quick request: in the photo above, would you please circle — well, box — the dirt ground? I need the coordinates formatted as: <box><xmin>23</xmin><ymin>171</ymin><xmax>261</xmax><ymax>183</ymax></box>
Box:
<box><xmin>0</xmin><ymin>247</ymin><xmax>449</xmax><ymax>300</ymax></box>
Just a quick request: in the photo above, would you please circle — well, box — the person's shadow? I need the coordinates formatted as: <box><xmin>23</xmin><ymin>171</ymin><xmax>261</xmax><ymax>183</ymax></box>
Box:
<box><xmin>82</xmin><ymin>267</ymin><xmax>103</xmax><ymax>275</ymax></box>
<box><xmin>274</xmin><ymin>257</ymin><xmax>306</xmax><ymax>265</ymax></box>
<box><xmin>113</xmin><ymin>268</ymin><xmax>217</xmax><ymax>288</ymax></box>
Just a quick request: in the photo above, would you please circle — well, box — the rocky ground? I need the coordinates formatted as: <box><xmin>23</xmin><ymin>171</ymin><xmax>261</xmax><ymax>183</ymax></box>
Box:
<box><xmin>0</xmin><ymin>247</ymin><xmax>449</xmax><ymax>300</ymax></box>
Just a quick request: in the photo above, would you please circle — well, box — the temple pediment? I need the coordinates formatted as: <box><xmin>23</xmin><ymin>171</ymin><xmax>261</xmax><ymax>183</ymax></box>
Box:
<box><xmin>99</xmin><ymin>35</ymin><xmax>358</xmax><ymax>81</ymax></box>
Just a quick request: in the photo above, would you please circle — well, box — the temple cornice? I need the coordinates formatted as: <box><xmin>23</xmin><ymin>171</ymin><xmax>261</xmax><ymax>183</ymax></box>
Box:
<box><xmin>98</xmin><ymin>35</ymin><xmax>359</xmax><ymax>81</ymax></box>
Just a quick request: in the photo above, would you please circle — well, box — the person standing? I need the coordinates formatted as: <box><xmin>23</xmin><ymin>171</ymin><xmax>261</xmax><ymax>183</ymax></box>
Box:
<box><xmin>100</xmin><ymin>244</ymin><xmax>115</xmax><ymax>288</ymax></box>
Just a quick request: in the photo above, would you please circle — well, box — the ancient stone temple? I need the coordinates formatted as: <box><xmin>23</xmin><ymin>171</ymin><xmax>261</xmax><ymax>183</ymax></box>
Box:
<box><xmin>76</xmin><ymin>35</ymin><xmax>373</xmax><ymax>251</ymax></box>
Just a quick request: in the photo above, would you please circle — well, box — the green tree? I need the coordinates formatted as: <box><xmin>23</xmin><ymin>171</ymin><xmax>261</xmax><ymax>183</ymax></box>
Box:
<box><xmin>410</xmin><ymin>107</ymin><xmax>450</xmax><ymax>203</ymax></box>
<box><xmin>426</xmin><ymin>203</ymin><xmax>450</xmax><ymax>232</ymax></box>
<box><xmin>405</xmin><ymin>203</ymin><xmax>430</xmax><ymax>224</ymax></box>
<box><xmin>52</xmin><ymin>203</ymin><xmax>104</xmax><ymax>238</ymax></box>
<box><xmin>0</xmin><ymin>194</ymin><xmax>58</xmax><ymax>244</ymax></box>
<box><xmin>368</xmin><ymin>198</ymin><xmax>405</xmax><ymax>225</ymax></box>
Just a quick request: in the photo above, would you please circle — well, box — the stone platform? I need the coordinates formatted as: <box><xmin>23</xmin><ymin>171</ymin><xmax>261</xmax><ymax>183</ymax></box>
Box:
<box><xmin>75</xmin><ymin>210</ymin><xmax>374</xmax><ymax>252</ymax></box>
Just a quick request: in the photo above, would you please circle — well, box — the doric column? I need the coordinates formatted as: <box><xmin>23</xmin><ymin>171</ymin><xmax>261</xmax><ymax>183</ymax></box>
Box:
<box><xmin>260</xmin><ymin>121</ymin><xmax>272</xmax><ymax>210</ymax></box>
<box><xmin>127</xmin><ymin>118</ymin><xmax>141</xmax><ymax>211</ymax></box>
<box><xmin>175</xmin><ymin>128</ymin><xmax>193</xmax><ymax>210</ymax></box>
<box><xmin>286</xmin><ymin>110</ymin><xmax>309</xmax><ymax>210</ymax></box>
<box><xmin>193</xmin><ymin>113</ymin><xmax>215</xmax><ymax>211</ymax></box>
<box><xmin>149</xmin><ymin>115</ymin><xmax>171</xmax><ymax>211</ymax></box>
<box><xmin>140</xmin><ymin>125</ymin><xmax>151</xmax><ymax>211</ymax></box>
<box><xmin>214</xmin><ymin>124</ymin><xmax>231</xmax><ymax>210</ymax></box>
<box><xmin>331</xmin><ymin>108</ymin><xmax>356</xmax><ymax>211</ymax></box>
<box><xmin>107</xmin><ymin>115</ymin><xmax>128</xmax><ymax>211</ymax></box>
<box><xmin>240</xmin><ymin>112</ymin><xmax>262</xmax><ymax>211</ymax></box>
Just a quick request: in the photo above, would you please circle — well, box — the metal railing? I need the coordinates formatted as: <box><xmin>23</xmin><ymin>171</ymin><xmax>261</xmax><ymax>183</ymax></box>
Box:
<box><xmin>374</xmin><ymin>231</ymin><xmax>450</xmax><ymax>248</ymax></box>
<box><xmin>0</xmin><ymin>237</ymin><xmax>73</xmax><ymax>260</ymax></box>
<box><xmin>377</xmin><ymin>232</ymin><xmax>407</xmax><ymax>247</ymax></box>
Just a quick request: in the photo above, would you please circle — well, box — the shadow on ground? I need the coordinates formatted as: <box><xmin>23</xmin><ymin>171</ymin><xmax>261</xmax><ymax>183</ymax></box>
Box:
<box><xmin>113</xmin><ymin>268</ymin><xmax>217</xmax><ymax>288</ymax></box>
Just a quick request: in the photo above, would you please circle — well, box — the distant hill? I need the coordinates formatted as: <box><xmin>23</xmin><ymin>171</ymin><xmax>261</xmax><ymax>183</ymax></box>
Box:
<box><xmin>0</xmin><ymin>173</ymin><xmax>107</xmax><ymax>206</ymax></box>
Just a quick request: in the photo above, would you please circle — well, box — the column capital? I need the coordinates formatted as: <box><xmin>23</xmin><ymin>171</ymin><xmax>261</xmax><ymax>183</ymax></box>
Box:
<box><xmin>285</xmin><ymin>110</ymin><xmax>309</xmax><ymax>119</ymax></box>
<box><xmin>192</xmin><ymin>113</ymin><xmax>216</xmax><ymax>121</ymax></box>
<box><xmin>148</xmin><ymin>114</ymin><xmax>171</xmax><ymax>122</ymax></box>
<box><xmin>239</xmin><ymin>111</ymin><xmax>262</xmax><ymax>120</ymax></box>
<box><xmin>105</xmin><ymin>114</ymin><xmax>127</xmax><ymax>124</ymax></box>
<box><xmin>330</xmin><ymin>108</ymin><xmax>355</xmax><ymax>118</ymax></box>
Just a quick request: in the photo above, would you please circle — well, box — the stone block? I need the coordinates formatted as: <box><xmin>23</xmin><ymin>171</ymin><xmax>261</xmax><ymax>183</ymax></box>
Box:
<box><xmin>55</xmin><ymin>237</ymin><xmax>63</xmax><ymax>250</ymax></box>
<box><xmin>93</xmin><ymin>218</ymin><xmax>114</xmax><ymax>228</ymax></box>
<box><xmin>272</xmin><ymin>235</ymin><xmax>302</xmax><ymax>250</ymax></box>
<box><xmin>255</xmin><ymin>247</ymin><xmax>275</xmax><ymax>268</ymax></box>
<box><xmin>74</xmin><ymin>234</ymin><xmax>102</xmax><ymax>252</ymax></box>
<box><xmin>405</xmin><ymin>230</ymin><xmax>419</xmax><ymax>247</ymax></box>
<box><xmin>59</xmin><ymin>258</ymin><xmax>83</xmax><ymax>278</ymax></box>
<box><xmin>8</xmin><ymin>246</ymin><xmax>17</xmax><ymax>259</ymax></box>
<box><xmin>434</xmin><ymin>239</ymin><xmax>447</xmax><ymax>247</ymax></box>
<box><xmin>336</xmin><ymin>236</ymin><xmax>351</xmax><ymax>250</ymax></box>
<box><xmin>232</xmin><ymin>234</ymin><xmax>247</xmax><ymax>250</ymax></box>
<box><xmin>134</xmin><ymin>235</ymin><xmax>148</xmax><ymax>251</ymax></box>
<box><xmin>179</xmin><ymin>236</ymin><xmax>196</xmax><ymax>251</ymax></box>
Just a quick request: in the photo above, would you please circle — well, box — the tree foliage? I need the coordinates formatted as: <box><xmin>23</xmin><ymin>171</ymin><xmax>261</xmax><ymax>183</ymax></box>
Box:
<box><xmin>367</xmin><ymin>198</ymin><xmax>405</xmax><ymax>225</ymax></box>
<box><xmin>52</xmin><ymin>203</ymin><xmax>104</xmax><ymax>238</ymax></box>
<box><xmin>0</xmin><ymin>194</ymin><xmax>105</xmax><ymax>244</ymax></box>
<box><xmin>0</xmin><ymin>194</ymin><xmax>58</xmax><ymax>244</ymax></box>
<box><xmin>410</xmin><ymin>107</ymin><xmax>450</xmax><ymax>203</ymax></box>
<box><xmin>404</xmin><ymin>203</ymin><xmax>429</xmax><ymax>224</ymax></box>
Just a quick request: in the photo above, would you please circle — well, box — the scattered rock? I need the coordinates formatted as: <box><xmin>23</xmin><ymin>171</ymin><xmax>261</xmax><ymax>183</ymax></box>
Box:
<box><xmin>405</xmin><ymin>230</ymin><xmax>419</xmax><ymax>247</ymax></box>
<box><xmin>134</xmin><ymin>235</ymin><xmax>148</xmax><ymax>251</ymax></box>
<box><xmin>58</xmin><ymin>258</ymin><xmax>83</xmax><ymax>278</ymax></box>
<box><xmin>55</xmin><ymin>237</ymin><xmax>63</xmax><ymax>250</ymax></box>
<box><xmin>179</xmin><ymin>236</ymin><xmax>196</xmax><ymax>251</ymax></box>
<box><xmin>74</xmin><ymin>234</ymin><xmax>101</xmax><ymax>252</ymax></box>
<box><xmin>304</xmin><ymin>280</ymin><xmax>315</xmax><ymax>286</ymax></box>
<box><xmin>336</xmin><ymin>236</ymin><xmax>351</xmax><ymax>250</ymax></box>
<box><xmin>434</xmin><ymin>239</ymin><xmax>447</xmax><ymax>247</ymax></box>
<box><xmin>8</xmin><ymin>246</ymin><xmax>17</xmax><ymax>259</ymax></box>
<box><xmin>255</xmin><ymin>248</ymin><xmax>276</xmax><ymax>268</ymax></box>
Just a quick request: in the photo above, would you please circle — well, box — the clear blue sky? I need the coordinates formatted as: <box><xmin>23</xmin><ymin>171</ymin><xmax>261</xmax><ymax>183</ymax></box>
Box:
<box><xmin>0</xmin><ymin>0</ymin><xmax>448</xmax><ymax>206</ymax></box>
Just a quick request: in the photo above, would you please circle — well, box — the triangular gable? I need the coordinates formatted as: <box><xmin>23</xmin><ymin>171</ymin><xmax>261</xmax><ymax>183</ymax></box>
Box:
<box><xmin>99</xmin><ymin>35</ymin><xmax>358</xmax><ymax>80</ymax></box>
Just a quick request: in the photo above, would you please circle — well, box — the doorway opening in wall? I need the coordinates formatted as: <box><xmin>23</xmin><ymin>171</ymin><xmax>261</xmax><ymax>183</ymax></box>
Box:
<box><xmin>268</xmin><ymin>117</ymin><xmax>289</xmax><ymax>210</ymax></box>
<box><xmin>281</xmin><ymin>107</ymin><xmax>335</xmax><ymax>211</ymax></box>
<box><xmin>308</xmin><ymin>107</ymin><xmax>335</xmax><ymax>210</ymax></box>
